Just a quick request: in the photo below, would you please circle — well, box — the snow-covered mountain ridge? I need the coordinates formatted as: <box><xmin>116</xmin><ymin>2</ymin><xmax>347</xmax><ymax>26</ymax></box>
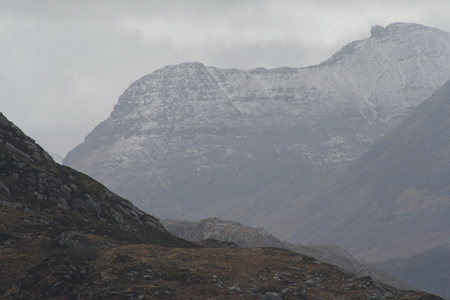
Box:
<box><xmin>64</xmin><ymin>23</ymin><xmax>450</xmax><ymax>219</ymax></box>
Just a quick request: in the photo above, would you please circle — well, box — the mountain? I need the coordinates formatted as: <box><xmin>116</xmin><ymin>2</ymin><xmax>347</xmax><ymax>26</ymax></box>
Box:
<box><xmin>64</xmin><ymin>23</ymin><xmax>450</xmax><ymax>220</ymax></box>
<box><xmin>162</xmin><ymin>217</ymin><xmax>412</xmax><ymax>291</ymax></box>
<box><xmin>1</xmin><ymin>113</ymin><xmax>439</xmax><ymax>299</ymax></box>
<box><xmin>48</xmin><ymin>151</ymin><xmax>64</xmax><ymax>164</ymax></box>
<box><xmin>373</xmin><ymin>246</ymin><xmax>450</xmax><ymax>297</ymax></box>
<box><xmin>254</xmin><ymin>80</ymin><xmax>450</xmax><ymax>263</ymax></box>
<box><xmin>0</xmin><ymin>113</ymin><xmax>189</xmax><ymax>248</ymax></box>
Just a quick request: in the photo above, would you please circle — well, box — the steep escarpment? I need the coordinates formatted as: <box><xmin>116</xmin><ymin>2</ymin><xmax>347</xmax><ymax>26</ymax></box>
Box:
<box><xmin>64</xmin><ymin>23</ymin><xmax>450</xmax><ymax>220</ymax></box>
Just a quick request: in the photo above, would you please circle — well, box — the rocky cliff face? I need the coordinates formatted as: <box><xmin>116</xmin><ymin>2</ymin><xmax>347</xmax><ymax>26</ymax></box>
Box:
<box><xmin>64</xmin><ymin>23</ymin><xmax>450</xmax><ymax>220</ymax></box>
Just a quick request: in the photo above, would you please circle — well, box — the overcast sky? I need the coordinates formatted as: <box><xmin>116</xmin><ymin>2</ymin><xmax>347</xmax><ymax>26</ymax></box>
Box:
<box><xmin>2</xmin><ymin>0</ymin><xmax>450</xmax><ymax>157</ymax></box>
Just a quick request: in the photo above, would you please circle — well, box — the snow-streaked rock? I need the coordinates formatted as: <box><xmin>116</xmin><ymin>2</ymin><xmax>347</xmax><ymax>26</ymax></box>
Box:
<box><xmin>64</xmin><ymin>23</ymin><xmax>450</xmax><ymax>219</ymax></box>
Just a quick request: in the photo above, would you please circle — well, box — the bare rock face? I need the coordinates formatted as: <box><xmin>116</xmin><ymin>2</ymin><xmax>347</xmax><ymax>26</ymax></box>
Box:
<box><xmin>64</xmin><ymin>23</ymin><xmax>450</xmax><ymax>220</ymax></box>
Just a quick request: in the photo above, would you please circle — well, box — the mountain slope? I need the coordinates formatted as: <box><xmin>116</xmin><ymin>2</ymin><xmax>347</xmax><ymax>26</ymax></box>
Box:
<box><xmin>64</xmin><ymin>23</ymin><xmax>450</xmax><ymax>220</ymax></box>
<box><xmin>0</xmin><ymin>113</ymin><xmax>188</xmax><ymax>246</ymax></box>
<box><xmin>1</xmin><ymin>113</ymin><xmax>438</xmax><ymax>299</ymax></box>
<box><xmin>0</xmin><ymin>112</ymin><xmax>193</xmax><ymax>296</ymax></box>
<box><xmin>373</xmin><ymin>246</ymin><xmax>450</xmax><ymax>297</ymax></box>
<box><xmin>270</xmin><ymin>80</ymin><xmax>450</xmax><ymax>262</ymax></box>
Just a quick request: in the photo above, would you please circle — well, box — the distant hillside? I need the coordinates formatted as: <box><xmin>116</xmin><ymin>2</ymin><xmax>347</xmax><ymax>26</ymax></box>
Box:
<box><xmin>254</xmin><ymin>80</ymin><xmax>450</xmax><ymax>263</ymax></box>
<box><xmin>374</xmin><ymin>246</ymin><xmax>450</xmax><ymax>297</ymax></box>
<box><xmin>162</xmin><ymin>217</ymin><xmax>412</xmax><ymax>291</ymax></box>
<box><xmin>48</xmin><ymin>151</ymin><xmax>64</xmax><ymax>164</ymax></box>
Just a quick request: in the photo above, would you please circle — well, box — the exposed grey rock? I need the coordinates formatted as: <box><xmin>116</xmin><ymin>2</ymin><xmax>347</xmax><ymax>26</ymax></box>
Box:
<box><xmin>0</xmin><ymin>233</ymin><xmax>18</xmax><ymax>246</ymax></box>
<box><xmin>228</xmin><ymin>284</ymin><xmax>241</xmax><ymax>293</ymax></box>
<box><xmin>0</xmin><ymin>199</ymin><xmax>32</xmax><ymax>212</ymax></box>
<box><xmin>262</xmin><ymin>292</ymin><xmax>283</xmax><ymax>300</ymax></box>
<box><xmin>3</xmin><ymin>141</ymin><xmax>32</xmax><ymax>161</ymax></box>
<box><xmin>57</xmin><ymin>231</ymin><xmax>87</xmax><ymax>249</ymax></box>
<box><xmin>72</xmin><ymin>194</ymin><xmax>101</xmax><ymax>215</ymax></box>
<box><xmin>0</xmin><ymin>115</ymin><xmax>53</xmax><ymax>165</ymax></box>
<box><xmin>0</xmin><ymin>180</ymin><xmax>10</xmax><ymax>194</ymax></box>
<box><xmin>68</xmin><ymin>183</ymin><xmax>78</xmax><ymax>192</ymax></box>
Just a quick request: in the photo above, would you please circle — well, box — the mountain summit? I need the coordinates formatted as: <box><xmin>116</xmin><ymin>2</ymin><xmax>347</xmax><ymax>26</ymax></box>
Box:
<box><xmin>64</xmin><ymin>23</ymin><xmax>450</xmax><ymax>220</ymax></box>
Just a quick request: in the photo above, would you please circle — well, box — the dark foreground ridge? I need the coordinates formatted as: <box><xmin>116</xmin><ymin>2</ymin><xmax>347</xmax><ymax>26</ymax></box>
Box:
<box><xmin>0</xmin><ymin>112</ymin><xmax>442</xmax><ymax>299</ymax></box>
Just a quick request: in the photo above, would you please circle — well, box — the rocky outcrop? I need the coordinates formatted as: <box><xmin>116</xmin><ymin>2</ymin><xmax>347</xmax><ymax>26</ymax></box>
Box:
<box><xmin>162</xmin><ymin>217</ymin><xmax>412</xmax><ymax>291</ymax></box>
<box><xmin>163</xmin><ymin>217</ymin><xmax>285</xmax><ymax>248</ymax></box>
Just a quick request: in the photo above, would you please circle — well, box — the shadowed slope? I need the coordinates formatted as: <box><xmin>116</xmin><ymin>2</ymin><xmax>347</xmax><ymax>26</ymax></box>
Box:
<box><xmin>279</xmin><ymin>81</ymin><xmax>450</xmax><ymax>262</ymax></box>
